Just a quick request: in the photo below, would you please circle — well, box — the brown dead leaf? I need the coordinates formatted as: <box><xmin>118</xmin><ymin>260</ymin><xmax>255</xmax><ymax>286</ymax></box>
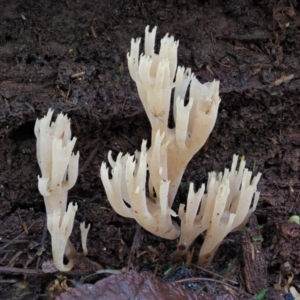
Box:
<box><xmin>57</xmin><ymin>270</ymin><xmax>199</xmax><ymax>300</ymax></box>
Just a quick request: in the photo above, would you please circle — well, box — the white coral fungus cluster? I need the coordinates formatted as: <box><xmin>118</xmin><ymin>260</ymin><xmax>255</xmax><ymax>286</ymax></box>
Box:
<box><xmin>35</xmin><ymin>109</ymin><xmax>90</xmax><ymax>271</ymax></box>
<box><xmin>174</xmin><ymin>155</ymin><xmax>261</xmax><ymax>266</ymax></box>
<box><xmin>101</xmin><ymin>25</ymin><xmax>220</xmax><ymax>241</ymax></box>
<box><xmin>100</xmin><ymin>26</ymin><xmax>261</xmax><ymax>266</ymax></box>
<box><xmin>36</xmin><ymin>26</ymin><xmax>262</xmax><ymax>269</ymax></box>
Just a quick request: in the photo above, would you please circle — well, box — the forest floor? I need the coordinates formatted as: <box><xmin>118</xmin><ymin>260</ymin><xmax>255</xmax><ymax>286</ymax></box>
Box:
<box><xmin>0</xmin><ymin>0</ymin><xmax>299</xmax><ymax>299</ymax></box>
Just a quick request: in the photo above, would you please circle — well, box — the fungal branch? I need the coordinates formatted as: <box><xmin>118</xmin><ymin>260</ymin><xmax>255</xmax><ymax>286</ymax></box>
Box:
<box><xmin>127</xmin><ymin>25</ymin><xmax>221</xmax><ymax>206</ymax></box>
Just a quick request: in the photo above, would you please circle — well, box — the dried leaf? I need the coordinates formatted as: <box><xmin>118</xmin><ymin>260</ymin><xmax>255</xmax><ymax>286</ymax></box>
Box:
<box><xmin>57</xmin><ymin>270</ymin><xmax>199</xmax><ymax>300</ymax></box>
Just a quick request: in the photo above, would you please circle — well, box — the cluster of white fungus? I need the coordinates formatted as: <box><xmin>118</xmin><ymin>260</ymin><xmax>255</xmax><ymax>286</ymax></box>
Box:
<box><xmin>35</xmin><ymin>109</ymin><xmax>90</xmax><ymax>272</ymax></box>
<box><xmin>100</xmin><ymin>26</ymin><xmax>262</xmax><ymax>266</ymax></box>
<box><xmin>35</xmin><ymin>26</ymin><xmax>262</xmax><ymax>270</ymax></box>
<box><xmin>173</xmin><ymin>155</ymin><xmax>261</xmax><ymax>266</ymax></box>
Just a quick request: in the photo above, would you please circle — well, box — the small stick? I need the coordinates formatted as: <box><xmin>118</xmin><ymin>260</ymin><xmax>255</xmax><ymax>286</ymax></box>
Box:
<box><xmin>0</xmin><ymin>253</ymin><xmax>8</xmax><ymax>264</ymax></box>
<box><xmin>192</xmin><ymin>264</ymin><xmax>238</xmax><ymax>285</ymax></box>
<box><xmin>0</xmin><ymin>266</ymin><xmax>44</xmax><ymax>276</ymax></box>
<box><xmin>79</xmin><ymin>144</ymin><xmax>100</xmax><ymax>175</ymax></box>
<box><xmin>175</xmin><ymin>277</ymin><xmax>252</xmax><ymax>297</ymax></box>
<box><xmin>0</xmin><ymin>279</ymin><xmax>18</xmax><ymax>284</ymax></box>
<box><xmin>90</xmin><ymin>26</ymin><xmax>97</xmax><ymax>38</ymax></box>
<box><xmin>17</xmin><ymin>210</ymin><xmax>28</xmax><ymax>234</ymax></box>
<box><xmin>71</xmin><ymin>72</ymin><xmax>85</xmax><ymax>78</ymax></box>
<box><xmin>127</xmin><ymin>224</ymin><xmax>142</xmax><ymax>270</ymax></box>
<box><xmin>0</xmin><ymin>222</ymin><xmax>36</xmax><ymax>252</ymax></box>
<box><xmin>7</xmin><ymin>251</ymin><xmax>23</xmax><ymax>267</ymax></box>
<box><xmin>81</xmin><ymin>269</ymin><xmax>124</xmax><ymax>283</ymax></box>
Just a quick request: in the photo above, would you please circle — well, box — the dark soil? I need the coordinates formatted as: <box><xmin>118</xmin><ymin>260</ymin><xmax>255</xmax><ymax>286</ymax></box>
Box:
<box><xmin>0</xmin><ymin>0</ymin><xmax>299</xmax><ymax>299</ymax></box>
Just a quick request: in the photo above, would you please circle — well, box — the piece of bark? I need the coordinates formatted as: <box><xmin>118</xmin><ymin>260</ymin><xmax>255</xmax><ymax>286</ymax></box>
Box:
<box><xmin>242</xmin><ymin>215</ymin><xmax>268</xmax><ymax>294</ymax></box>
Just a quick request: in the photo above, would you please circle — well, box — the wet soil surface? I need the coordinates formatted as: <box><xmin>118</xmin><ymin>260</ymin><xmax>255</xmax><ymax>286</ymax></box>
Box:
<box><xmin>0</xmin><ymin>0</ymin><xmax>299</xmax><ymax>299</ymax></box>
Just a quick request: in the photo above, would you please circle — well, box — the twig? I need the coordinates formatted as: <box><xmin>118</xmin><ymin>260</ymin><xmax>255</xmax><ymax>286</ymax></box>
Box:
<box><xmin>127</xmin><ymin>224</ymin><xmax>142</xmax><ymax>270</ymax></box>
<box><xmin>0</xmin><ymin>239</ymin><xmax>30</xmax><ymax>244</ymax></box>
<box><xmin>175</xmin><ymin>277</ymin><xmax>252</xmax><ymax>297</ymax></box>
<box><xmin>0</xmin><ymin>222</ymin><xmax>36</xmax><ymax>252</ymax></box>
<box><xmin>0</xmin><ymin>253</ymin><xmax>8</xmax><ymax>264</ymax></box>
<box><xmin>7</xmin><ymin>251</ymin><xmax>23</xmax><ymax>267</ymax></box>
<box><xmin>79</xmin><ymin>144</ymin><xmax>100</xmax><ymax>175</ymax></box>
<box><xmin>0</xmin><ymin>266</ymin><xmax>44</xmax><ymax>275</ymax></box>
<box><xmin>71</xmin><ymin>71</ymin><xmax>85</xmax><ymax>78</ymax></box>
<box><xmin>17</xmin><ymin>209</ymin><xmax>28</xmax><ymax>234</ymax></box>
<box><xmin>192</xmin><ymin>264</ymin><xmax>238</xmax><ymax>285</ymax></box>
<box><xmin>0</xmin><ymin>279</ymin><xmax>18</xmax><ymax>284</ymax></box>
<box><xmin>90</xmin><ymin>26</ymin><xmax>97</xmax><ymax>38</ymax></box>
<box><xmin>81</xmin><ymin>269</ymin><xmax>123</xmax><ymax>283</ymax></box>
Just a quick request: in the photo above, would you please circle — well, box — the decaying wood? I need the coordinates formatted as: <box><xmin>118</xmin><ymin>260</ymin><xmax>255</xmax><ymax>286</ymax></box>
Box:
<box><xmin>242</xmin><ymin>215</ymin><xmax>268</xmax><ymax>294</ymax></box>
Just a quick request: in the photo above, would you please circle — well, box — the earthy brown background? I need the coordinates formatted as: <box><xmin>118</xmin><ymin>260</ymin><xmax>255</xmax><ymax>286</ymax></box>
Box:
<box><xmin>0</xmin><ymin>0</ymin><xmax>299</xmax><ymax>299</ymax></box>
